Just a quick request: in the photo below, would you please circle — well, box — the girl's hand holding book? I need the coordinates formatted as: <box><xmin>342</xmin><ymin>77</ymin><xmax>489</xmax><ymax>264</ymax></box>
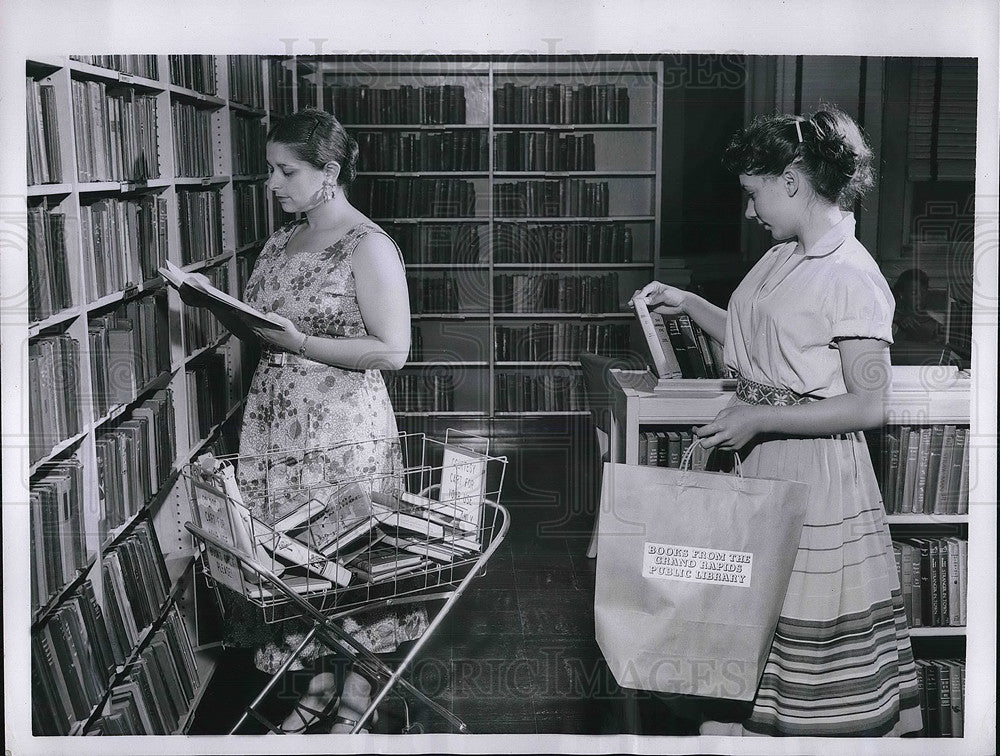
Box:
<box><xmin>631</xmin><ymin>280</ymin><xmax>687</xmax><ymax>315</ymax></box>
<box><xmin>252</xmin><ymin>312</ymin><xmax>308</xmax><ymax>353</ymax></box>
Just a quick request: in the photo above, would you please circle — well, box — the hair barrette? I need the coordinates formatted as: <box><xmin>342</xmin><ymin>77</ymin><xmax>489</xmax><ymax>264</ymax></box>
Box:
<box><xmin>794</xmin><ymin>120</ymin><xmax>804</xmax><ymax>144</ymax></box>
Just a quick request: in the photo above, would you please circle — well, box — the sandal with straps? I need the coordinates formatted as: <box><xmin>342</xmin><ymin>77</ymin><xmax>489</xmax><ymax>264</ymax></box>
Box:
<box><xmin>276</xmin><ymin>693</ymin><xmax>341</xmax><ymax>734</ymax></box>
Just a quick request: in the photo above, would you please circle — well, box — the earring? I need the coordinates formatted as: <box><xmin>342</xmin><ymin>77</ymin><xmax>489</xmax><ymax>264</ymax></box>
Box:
<box><xmin>321</xmin><ymin>180</ymin><xmax>336</xmax><ymax>202</ymax></box>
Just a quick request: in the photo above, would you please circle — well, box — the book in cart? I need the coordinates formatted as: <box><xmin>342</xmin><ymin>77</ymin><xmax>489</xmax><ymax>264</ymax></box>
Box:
<box><xmin>181</xmin><ymin>431</ymin><xmax>509</xmax><ymax>734</ymax></box>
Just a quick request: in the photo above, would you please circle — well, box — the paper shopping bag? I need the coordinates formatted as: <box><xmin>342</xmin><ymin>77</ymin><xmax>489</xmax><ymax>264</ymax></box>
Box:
<box><xmin>594</xmin><ymin>458</ymin><xmax>809</xmax><ymax>701</ymax></box>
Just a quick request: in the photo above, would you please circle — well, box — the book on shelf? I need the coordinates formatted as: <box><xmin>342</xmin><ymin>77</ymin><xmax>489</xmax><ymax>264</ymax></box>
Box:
<box><xmin>169</xmin><ymin>54</ymin><xmax>217</xmax><ymax>95</ymax></box>
<box><xmin>892</xmin><ymin>536</ymin><xmax>967</xmax><ymax>628</ymax></box>
<box><xmin>176</xmin><ymin>188</ymin><xmax>224</xmax><ymax>264</ymax></box>
<box><xmin>28</xmin><ymin>334</ymin><xmax>82</xmax><ymax>463</ymax></box>
<box><xmin>32</xmin><ymin>580</ymin><xmax>117</xmax><ymax>735</ymax></box>
<box><xmin>28</xmin><ymin>204</ymin><xmax>72</xmax><ymax>322</ymax></box>
<box><xmin>95</xmin><ymin>607</ymin><xmax>200</xmax><ymax>735</ymax></box>
<box><xmin>27</xmin><ymin>78</ymin><xmax>64</xmax><ymax>185</ymax></box>
<box><xmin>30</xmin><ymin>457</ymin><xmax>87</xmax><ymax>612</ymax></box>
<box><xmin>159</xmin><ymin>259</ymin><xmax>282</xmax><ymax>331</ymax></box>
<box><xmin>871</xmin><ymin>424</ymin><xmax>970</xmax><ymax>515</ymax></box>
<box><xmin>633</xmin><ymin>297</ymin><xmax>682</xmax><ymax>379</ymax></box>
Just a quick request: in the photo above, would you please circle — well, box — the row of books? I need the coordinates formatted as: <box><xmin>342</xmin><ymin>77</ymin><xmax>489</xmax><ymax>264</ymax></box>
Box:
<box><xmin>493</xmin><ymin>221</ymin><xmax>634</xmax><ymax>263</ymax></box>
<box><xmin>386</xmin><ymin>373</ymin><xmax>456</xmax><ymax>412</ymax></box>
<box><xmin>495</xmin><ymin>371</ymin><xmax>585</xmax><ymax>412</ymax></box>
<box><xmin>409</xmin><ymin>325</ymin><xmax>425</xmax><ymax>361</ymax></box>
<box><xmin>227</xmin><ymin>55</ymin><xmax>265</xmax><ymax>110</ymax></box>
<box><xmin>407</xmin><ymin>274</ymin><xmax>462</xmax><ymax>313</ymax></box>
<box><xmin>28</xmin><ymin>205</ymin><xmax>72</xmax><ymax>322</ymax></box>
<box><xmin>171</xmin><ymin>101</ymin><xmax>214</xmax><ymax>178</ymax></box>
<box><xmin>872</xmin><ymin>425</ymin><xmax>970</xmax><ymax>516</ymax></box>
<box><xmin>494</xmin><ymin>272</ymin><xmax>622</xmax><ymax>313</ymax></box>
<box><xmin>178</xmin><ymin>188</ymin><xmax>224</xmax><ymax>264</ymax></box>
<box><xmin>907</xmin><ymin>60</ymin><xmax>976</xmax><ymax>182</ymax></box>
<box><xmin>28</xmin><ymin>335</ymin><xmax>82</xmax><ymax>463</ymax></box>
<box><xmin>27</xmin><ymin>79</ymin><xmax>63</xmax><ymax>185</ymax></box>
<box><xmin>30</xmin><ymin>457</ymin><xmax>88</xmax><ymax>612</ymax></box>
<box><xmin>353</xmin><ymin>176</ymin><xmax>478</xmax><ymax>218</ymax></box>
<box><xmin>494</xmin><ymin>179</ymin><xmax>610</xmax><ymax>217</ymax></box>
<box><xmin>94</xmin><ymin>607</ymin><xmax>201</xmax><ymax>735</ymax></box>
<box><xmin>325</xmin><ymin>84</ymin><xmax>469</xmax><ymax>125</ymax></box>
<box><xmin>71</xmin><ymin>55</ymin><xmax>160</xmax><ymax>80</ymax></box>
<box><xmin>494</xmin><ymin>131</ymin><xmax>597</xmax><ymax>171</ymax></box>
<box><xmin>356</xmin><ymin>130</ymin><xmax>489</xmax><ymax>172</ymax></box>
<box><xmin>96</xmin><ymin>390</ymin><xmax>176</xmax><ymax>540</ymax></box>
<box><xmin>914</xmin><ymin>658</ymin><xmax>965</xmax><ymax>738</ymax></box>
<box><xmin>101</xmin><ymin>521</ymin><xmax>171</xmax><ymax>666</ymax></box>
<box><xmin>186</xmin><ymin>352</ymin><xmax>233</xmax><ymax>445</ymax></box>
<box><xmin>32</xmin><ymin>581</ymin><xmax>116</xmax><ymax>735</ymax></box>
<box><xmin>493</xmin><ymin>82</ymin><xmax>631</xmax><ymax>125</ymax></box>
<box><xmin>386</xmin><ymin>223</ymin><xmax>486</xmax><ymax>265</ymax></box>
<box><xmin>892</xmin><ymin>537</ymin><xmax>967</xmax><ymax>629</ymax></box>
<box><xmin>494</xmin><ymin>323</ymin><xmax>631</xmax><ymax>361</ymax></box>
<box><xmin>88</xmin><ymin>293</ymin><xmax>170</xmax><ymax>418</ymax></box>
<box><xmin>234</xmin><ymin>181</ymin><xmax>269</xmax><ymax>247</ymax></box>
<box><xmin>297</xmin><ymin>71</ymin><xmax>318</xmax><ymax>110</ymax></box>
<box><xmin>268</xmin><ymin>59</ymin><xmax>294</xmax><ymax>117</ymax></box>
<box><xmin>71</xmin><ymin>79</ymin><xmax>160</xmax><ymax>183</ymax></box>
<box><xmin>169</xmin><ymin>54</ymin><xmax>217</xmax><ymax>95</ymax></box>
<box><xmin>635</xmin><ymin>301</ymin><xmax>729</xmax><ymax>379</ymax></box>
<box><xmin>635</xmin><ymin>429</ymin><xmax>712</xmax><ymax>470</ymax></box>
<box><xmin>80</xmin><ymin>194</ymin><xmax>169</xmax><ymax>301</ymax></box>
<box><xmin>184</xmin><ymin>265</ymin><xmax>230</xmax><ymax>354</ymax></box>
<box><xmin>231</xmin><ymin>113</ymin><xmax>267</xmax><ymax>175</ymax></box>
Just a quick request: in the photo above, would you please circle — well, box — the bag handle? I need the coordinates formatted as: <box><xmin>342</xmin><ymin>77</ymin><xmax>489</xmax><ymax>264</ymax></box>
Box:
<box><xmin>679</xmin><ymin>440</ymin><xmax>743</xmax><ymax>477</ymax></box>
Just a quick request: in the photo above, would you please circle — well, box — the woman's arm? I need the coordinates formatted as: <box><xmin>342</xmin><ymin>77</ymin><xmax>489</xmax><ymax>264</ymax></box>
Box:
<box><xmin>694</xmin><ymin>338</ymin><xmax>890</xmax><ymax>450</ymax></box>
<box><xmin>253</xmin><ymin>233</ymin><xmax>411</xmax><ymax>371</ymax></box>
<box><xmin>633</xmin><ymin>281</ymin><xmax>728</xmax><ymax>344</ymax></box>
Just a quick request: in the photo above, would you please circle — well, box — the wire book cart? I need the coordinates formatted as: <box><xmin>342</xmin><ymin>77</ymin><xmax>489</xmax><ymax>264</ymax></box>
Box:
<box><xmin>182</xmin><ymin>430</ymin><xmax>509</xmax><ymax>734</ymax></box>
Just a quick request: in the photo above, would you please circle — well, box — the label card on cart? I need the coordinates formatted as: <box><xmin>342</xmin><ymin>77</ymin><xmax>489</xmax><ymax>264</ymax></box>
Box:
<box><xmin>438</xmin><ymin>444</ymin><xmax>487</xmax><ymax>540</ymax></box>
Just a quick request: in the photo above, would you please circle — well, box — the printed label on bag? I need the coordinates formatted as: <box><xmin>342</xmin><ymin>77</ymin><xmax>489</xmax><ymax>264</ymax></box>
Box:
<box><xmin>642</xmin><ymin>542</ymin><xmax>753</xmax><ymax>587</ymax></box>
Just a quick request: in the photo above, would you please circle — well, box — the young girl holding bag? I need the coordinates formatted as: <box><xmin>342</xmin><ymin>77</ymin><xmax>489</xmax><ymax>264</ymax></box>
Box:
<box><xmin>634</xmin><ymin>108</ymin><xmax>923</xmax><ymax>737</ymax></box>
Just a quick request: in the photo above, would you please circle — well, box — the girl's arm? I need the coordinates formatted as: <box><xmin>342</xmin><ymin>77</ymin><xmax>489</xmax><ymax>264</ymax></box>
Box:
<box><xmin>633</xmin><ymin>281</ymin><xmax>728</xmax><ymax>344</ymax></box>
<box><xmin>694</xmin><ymin>338</ymin><xmax>890</xmax><ymax>450</ymax></box>
<box><xmin>253</xmin><ymin>234</ymin><xmax>411</xmax><ymax>370</ymax></box>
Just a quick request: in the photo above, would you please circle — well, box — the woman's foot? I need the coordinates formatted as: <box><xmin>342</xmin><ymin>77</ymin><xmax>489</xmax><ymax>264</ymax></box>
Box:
<box><xmin>330</xmin><ymin>670</ymin><xmax>373</xmax><ymax>733</ymax></box>
<box><xmin>274</xmin><ymin>671</ymin><xmax>339</xmax><ymax>734</ymax></box>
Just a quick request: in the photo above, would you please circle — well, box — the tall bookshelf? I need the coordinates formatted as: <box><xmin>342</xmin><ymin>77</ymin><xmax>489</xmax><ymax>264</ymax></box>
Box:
<box><xmin>606</xmin><ymin>366</ymin><xmax>972</xmax><ymax>737</ymax></box>
<box><xmin>26</xmin><ymin>54</ymin><xmax>279</xmax><ymax>736</ymax></box>
<box><xmin>274</xmin><ymin>57</ymin><xmax>664</xmax><ymax>419</ymax></box>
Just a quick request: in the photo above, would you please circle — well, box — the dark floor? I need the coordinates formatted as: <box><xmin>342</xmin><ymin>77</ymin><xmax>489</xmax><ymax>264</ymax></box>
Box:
<box><xmin>189</xmin><ymin>423</ymin><xmax>698</xmax><ymax>735</ymax></box>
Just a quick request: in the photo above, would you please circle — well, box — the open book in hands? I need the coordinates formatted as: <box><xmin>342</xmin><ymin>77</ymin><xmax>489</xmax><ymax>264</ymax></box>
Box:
<box><xmin>159</xmin><ymin>259</ymin><xmax>283</xmax><ymax>331</ymax></box>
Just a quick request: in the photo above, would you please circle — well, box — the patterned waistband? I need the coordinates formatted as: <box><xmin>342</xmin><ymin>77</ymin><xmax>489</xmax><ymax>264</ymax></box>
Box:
<box><xmin>736</xmin><ymin>375</ymin><xmax>817</xmax><ymax>406</ymax></box>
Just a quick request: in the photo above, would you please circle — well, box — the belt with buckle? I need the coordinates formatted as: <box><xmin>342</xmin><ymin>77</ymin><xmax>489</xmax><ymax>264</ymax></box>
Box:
<box><xmin>265</xmin><ymin>349</ymin><xmax>310</xmax><ymax>367</ymax></box>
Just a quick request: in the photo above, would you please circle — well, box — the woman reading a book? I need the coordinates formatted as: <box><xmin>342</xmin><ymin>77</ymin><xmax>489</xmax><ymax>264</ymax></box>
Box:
<box><xmin>209</xmin><ymin>108</ymin><xmax>424</xmax><ymax>733</ymax></box>
<box><xmin>633</xmin><ymin>108</ymin><xmax>922</xmax><ymax>737</ymax></box>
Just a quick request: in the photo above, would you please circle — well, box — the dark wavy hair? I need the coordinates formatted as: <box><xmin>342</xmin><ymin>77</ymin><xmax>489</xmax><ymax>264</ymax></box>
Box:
<box><xmin>722</xmin><ymin>107</ymin><xmax>875</xmax><ymax>207</ymax></box>
<box><xmin>266</xmin><ymin>108</ymin><xmax>360</xmax><ymax>187</ymax></box>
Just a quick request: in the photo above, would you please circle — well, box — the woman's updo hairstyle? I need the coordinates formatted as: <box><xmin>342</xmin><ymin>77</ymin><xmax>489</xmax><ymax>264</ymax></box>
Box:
<box><xmin>722</xmin><ymin>107</ymin><xmax>874</xmax><ymax>207</ymax></box>
<box><xmin>266</xmin><ymin>108</ymin><xmax>360</xmax><ymax>188</ymax></box>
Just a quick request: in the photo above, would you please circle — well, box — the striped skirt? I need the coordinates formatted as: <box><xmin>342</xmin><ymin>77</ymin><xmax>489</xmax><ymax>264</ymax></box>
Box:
<box><xmin>719</xmin><ymin>429</ymin><xmax>923</xmax><ymax>736</ymax></box>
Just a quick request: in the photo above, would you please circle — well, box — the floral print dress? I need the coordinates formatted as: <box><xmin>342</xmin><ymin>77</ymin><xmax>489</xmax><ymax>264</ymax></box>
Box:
<box><xmin>232</xmin><ymin>219</ymin><xmax>427</xmax><ymax>673</ymax></box>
